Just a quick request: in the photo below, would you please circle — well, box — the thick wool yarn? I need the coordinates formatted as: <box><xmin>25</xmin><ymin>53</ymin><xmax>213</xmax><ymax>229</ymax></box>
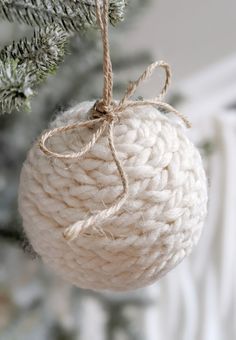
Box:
<box><xmin>18</xmin><ymin>101</ymin><xmax>208</xmax><ymax>291</ymax></box>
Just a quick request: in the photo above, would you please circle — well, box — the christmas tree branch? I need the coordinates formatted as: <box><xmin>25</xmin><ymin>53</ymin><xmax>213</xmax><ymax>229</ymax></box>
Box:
<box><xmin>0</xmin><ymin>59</ymin><xmax>34</xmax><ymax>113</ymax></box>
<box><xmin>0</xmin><ymin>26</ymin><xmax>69</xmax><ymax>113</ymax></box>
<box><xmin>0</xmin><ymin>26</ymin><xmax>69</xmax><ymax>72</ymax></box>
<box><xmin>0</xmin><ymin>1</ymin><xmax>126</xmax><ymax>112</ymax></box>
<box><xmin>0</xmin><ymin>0</ymin><xmax>126</xmax><ymax>32</ymax></box>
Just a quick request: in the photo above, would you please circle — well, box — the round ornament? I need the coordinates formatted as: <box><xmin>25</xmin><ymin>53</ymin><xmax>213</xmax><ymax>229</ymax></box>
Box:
<box><xmin>18</xmin><ymin>100</ymin><xmax>208</xmax><ymax>291</ymax></box>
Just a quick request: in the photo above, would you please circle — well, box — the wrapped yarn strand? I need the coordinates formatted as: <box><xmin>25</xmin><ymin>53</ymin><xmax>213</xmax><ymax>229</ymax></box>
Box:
<box><xmin>39</xmin><ymin>60</ymin><xmax>190</xmax><ymax>241</ymax></box>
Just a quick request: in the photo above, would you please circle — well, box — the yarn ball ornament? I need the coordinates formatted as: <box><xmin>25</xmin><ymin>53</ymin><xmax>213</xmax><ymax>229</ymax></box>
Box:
<box><xmin>18</xmin><ymin>101</ymin><xmax>208</xmax><ymax>291</ymax></box>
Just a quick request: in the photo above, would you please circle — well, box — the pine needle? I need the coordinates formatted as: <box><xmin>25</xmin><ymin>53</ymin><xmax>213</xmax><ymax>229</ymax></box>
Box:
<box><xmin>0</xmin><ymin>0</ymin><xmax>126</xmax><ymax>32</ymax></box>
<box><xmin>0</xmin><ymin>25</ymin><xmax>68</xmax><ymax>113</ymax></box>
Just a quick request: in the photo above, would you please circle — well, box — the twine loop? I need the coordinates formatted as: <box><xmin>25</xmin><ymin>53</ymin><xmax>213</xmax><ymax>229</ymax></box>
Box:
<box><xmin>39</xmin><ymin>0</ymin><xmax>191</xmax><ymax>241</ymax></box>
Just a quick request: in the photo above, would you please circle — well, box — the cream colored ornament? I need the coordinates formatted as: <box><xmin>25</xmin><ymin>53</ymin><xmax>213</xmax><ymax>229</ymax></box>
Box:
<box><xmin>18</xmin><ymin>0</ymin><xmax>208</xmax><ymax>291</ymax></box>
<box><xmin>18</xmin><ymin>100</ymin><xmax>208</xmax><ymax>291</ymax></box>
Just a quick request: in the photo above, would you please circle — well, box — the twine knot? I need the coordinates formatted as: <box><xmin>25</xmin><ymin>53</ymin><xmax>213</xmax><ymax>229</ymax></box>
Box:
<box><xmin>92</xmin><ymin>99</ymin><xmax>117</xmax><ymax>122</ymax></box>
<box><xmin>39</xmin><ymin>0</ymin><xmax>191</xmax><ymax>241</ymax></box>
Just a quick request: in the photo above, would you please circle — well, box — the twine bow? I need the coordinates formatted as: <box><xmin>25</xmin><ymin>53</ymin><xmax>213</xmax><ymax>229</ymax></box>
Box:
<box><xmin>39</xmin><ymin>0</ymin><xmax>191</xmax><ymax>241</ymax></box>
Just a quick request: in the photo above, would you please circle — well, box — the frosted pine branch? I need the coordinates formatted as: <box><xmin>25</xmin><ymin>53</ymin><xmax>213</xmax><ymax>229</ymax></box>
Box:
<box><xmin>0</xmin><ymin>0</ymin><xmax>126</xmax><ymax>112</ymax></box>
<box><xmin>0</xmin><ymin>59</ymin><xmax>34</xmax><ymax>112</ymax></box>
<box><xmin>0</xmin><ymin>25</ymin><xmax>69</xmax><ymax>77</ymax></box>
<box><xmin>0</xmin><ymin>0</ymin><xmax>126</xmax><ymax>32</ymax></box>
<box><xmin>0</xmin><ymin>26</ymin><xmax>68</xmax><ymax>113</ymax></box>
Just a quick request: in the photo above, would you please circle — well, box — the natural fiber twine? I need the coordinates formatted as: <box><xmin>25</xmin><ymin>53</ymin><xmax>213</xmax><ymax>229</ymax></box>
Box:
<box><xmin>18</xmin><ymin>0</ymin><xmax>208</xmax><ymax>291</ymax></box>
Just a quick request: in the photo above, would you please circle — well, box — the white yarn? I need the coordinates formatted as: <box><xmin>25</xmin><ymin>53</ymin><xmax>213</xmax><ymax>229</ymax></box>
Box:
<box><xmin>18</xmin><ymin>101</ymin><xmax>208</xmax><ymax>291</ymax></box>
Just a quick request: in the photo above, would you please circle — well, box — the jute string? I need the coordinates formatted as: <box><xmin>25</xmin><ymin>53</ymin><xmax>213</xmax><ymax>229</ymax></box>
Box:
<box><xmin>39</xmin><ymin>0</ymin><xmax>191</xmax><ymax>241</ymax></box>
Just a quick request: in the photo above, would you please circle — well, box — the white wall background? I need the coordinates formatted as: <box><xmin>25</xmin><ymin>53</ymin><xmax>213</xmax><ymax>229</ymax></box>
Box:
<box><xmin>122</xmin><ymin>3</ymin><xmax>236</xmax><ymax>340</ymax></box>
<box><xmin>124</xmin><ymin>0</ymin><xmax>236</xmax><ymax>80</ymax></box>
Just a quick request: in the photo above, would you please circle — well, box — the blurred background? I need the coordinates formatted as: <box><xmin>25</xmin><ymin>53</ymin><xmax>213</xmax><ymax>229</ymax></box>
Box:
<box><xmin>0</xmin><ymin>0</ymin><xmax>236</xmax><ymax>339</ymax></box>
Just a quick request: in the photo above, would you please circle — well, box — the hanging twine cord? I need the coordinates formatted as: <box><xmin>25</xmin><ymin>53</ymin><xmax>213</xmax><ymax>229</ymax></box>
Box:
<box><xmin>39</xmin><ymin>0</ymin><xmax>191</xmax><ymax>242</ymax></box>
